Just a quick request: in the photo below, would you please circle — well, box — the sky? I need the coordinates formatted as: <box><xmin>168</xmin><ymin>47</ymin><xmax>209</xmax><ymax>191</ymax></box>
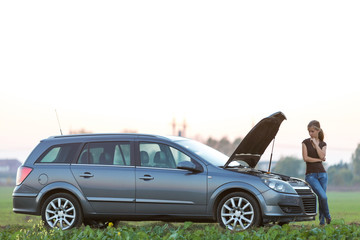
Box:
<box><xmin>1</xmin><ymin>1</ymin><xmax>360</xmax><ymax>166</ymax></box>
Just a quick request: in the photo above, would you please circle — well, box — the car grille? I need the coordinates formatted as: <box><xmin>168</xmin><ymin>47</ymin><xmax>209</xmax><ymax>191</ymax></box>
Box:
<box><xmin>295</xmin><ymin>188</ymin><xmax>313</xmax><ymax>195</ymax></box>
<box><xmin>280</xmin><ymin>194</ymin><xmax>316</xmax><ymax>215</ymax></box>
<box><xmin>302</xmin><ymin>197</ymin><xmax>316</xmax><ymax>214</ymax></box>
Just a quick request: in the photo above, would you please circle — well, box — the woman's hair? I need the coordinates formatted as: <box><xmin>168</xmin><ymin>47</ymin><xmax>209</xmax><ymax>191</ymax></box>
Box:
<box><xmin>308</xmin><ymin>120</ymin><xmax>324</xmax><ymax>141</ymax></box>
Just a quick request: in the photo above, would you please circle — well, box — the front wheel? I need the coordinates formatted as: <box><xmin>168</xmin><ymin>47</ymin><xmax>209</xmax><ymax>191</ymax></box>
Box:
<box><xmin>217</xmin><ymin>192</ymin><xmax>261</xmax><ymax>231</ymax></box>
<box><xmin>41</xmin><ymin>193</ymin><xmax>83</xmax><ymax>230</ymax></box>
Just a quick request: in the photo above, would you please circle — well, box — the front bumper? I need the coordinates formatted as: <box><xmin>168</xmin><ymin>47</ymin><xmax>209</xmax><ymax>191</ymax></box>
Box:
<box><xmin>260</xmin><ymin>189</ymin><xmax>317</xmax><ymax>223</ymax></box>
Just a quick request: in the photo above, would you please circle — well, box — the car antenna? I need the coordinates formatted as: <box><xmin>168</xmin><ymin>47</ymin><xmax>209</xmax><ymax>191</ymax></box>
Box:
<box><xmin>55</xmin><ymin>109</ymin><xmax>63</xmax><ymax>135</ymax></box>
<box><xmin>267</xmin><ymin>137</ymin><xmax>276</xmax><ymax>174</ymax></box>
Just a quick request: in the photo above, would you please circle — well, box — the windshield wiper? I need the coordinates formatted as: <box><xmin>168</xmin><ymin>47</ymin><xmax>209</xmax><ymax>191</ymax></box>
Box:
<box><xmin>222</xmin><ymin>165</ymin><xmax>246</xmax><ymax>169</ymax></box>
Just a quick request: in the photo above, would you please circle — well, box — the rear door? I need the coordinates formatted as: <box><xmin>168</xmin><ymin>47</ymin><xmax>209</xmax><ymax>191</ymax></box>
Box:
<box><xmin>135</xmin><ymin>142</ymin><xmax>207</xmax><ymax>215</ymax></box>
<box><xmin>71</xmin><ymin>141</ymin><xmax>135</xmax><ymax>214</ymax></box>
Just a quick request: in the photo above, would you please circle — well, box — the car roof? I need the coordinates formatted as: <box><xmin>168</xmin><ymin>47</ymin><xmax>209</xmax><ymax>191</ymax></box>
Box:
<box><xmin>42</xmin><ymin>133</ymin><xmax>187</xmax><ymax>144</ymax></box>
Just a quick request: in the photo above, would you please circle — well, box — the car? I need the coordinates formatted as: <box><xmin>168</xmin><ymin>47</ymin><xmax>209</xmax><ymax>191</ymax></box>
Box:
<box><xmin>13</xmin><ymin>111</ymin><xmax>316</xmax><ymax>230</ymax></box>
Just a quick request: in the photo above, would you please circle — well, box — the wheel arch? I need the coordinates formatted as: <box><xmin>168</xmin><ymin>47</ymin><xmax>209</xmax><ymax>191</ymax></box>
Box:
<box><xmin>35</xmin><ymin>182</ymin><xmax>93</xmax><ymax>216</ymax></box>
<box><xmin>209</xmin><ymin>182</ymin><xmax>265</xmax><ymax>220</ymax></box>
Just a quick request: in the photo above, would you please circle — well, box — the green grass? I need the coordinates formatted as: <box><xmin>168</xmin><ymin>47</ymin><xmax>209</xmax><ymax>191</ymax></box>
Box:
<box><xmin>0</xmin><ymin>187</ymin><xmax>41</xmax><ymax>226</ymax></box>
<box><xmin>288</xmin><ymin>191</ymin><xmax>360</xmax><ymax>226</ymax></box>
<box><xmin>1</xmin><ymin>186</ymin><xmax>359</xmax><ymax>227</ymax></box>
<box><xmin>327</xmin><ymin>191</ymin><xmax>360</xmax><ymax>223</ymax></box>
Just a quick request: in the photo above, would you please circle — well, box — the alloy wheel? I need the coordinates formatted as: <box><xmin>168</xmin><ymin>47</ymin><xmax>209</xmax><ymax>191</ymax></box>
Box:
<box><xmin>220</xmin><ymin>196</ymin><xmax>255</xmax><ymax>230</ymax></box>
<box><xmin>44</xmin><ymin>197</ymin><xmax>76</xmax><ymax>230</ymax></box>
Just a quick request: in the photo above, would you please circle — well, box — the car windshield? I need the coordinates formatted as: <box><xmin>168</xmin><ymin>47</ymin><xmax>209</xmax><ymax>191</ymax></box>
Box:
<box><xmin>176</xmin><ymin>139</ymin><xmax>229</xmax><ymax>167</ymax></box>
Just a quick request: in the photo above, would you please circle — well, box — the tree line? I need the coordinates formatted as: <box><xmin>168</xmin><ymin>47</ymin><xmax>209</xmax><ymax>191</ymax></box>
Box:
<box><xmin>205</xmin><ymin>136</ymin><xmax>242</xmax><ymax>156</ymax></box>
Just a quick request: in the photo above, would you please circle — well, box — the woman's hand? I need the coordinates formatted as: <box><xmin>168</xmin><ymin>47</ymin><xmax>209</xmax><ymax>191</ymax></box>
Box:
<box><xmin>302</xmin><ymin>143</ymin><xmax>325</xmax><ymax>163</ymax></box>
<box><xmin>311</xmin><ymin>138</ymin><xmax>319</xmax><ymax>147</ymax></box>
<box><xmin>310</xmin><ymin>139</ymin><xmax>326</xmax><ymax>160</ymax></box>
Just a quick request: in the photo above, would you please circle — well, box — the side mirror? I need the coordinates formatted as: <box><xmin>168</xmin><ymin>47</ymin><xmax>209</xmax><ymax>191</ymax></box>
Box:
<box><xmin>177</xmin><ymin>161</ymin><xmax>200</xmax><ymax>172</ymax></box>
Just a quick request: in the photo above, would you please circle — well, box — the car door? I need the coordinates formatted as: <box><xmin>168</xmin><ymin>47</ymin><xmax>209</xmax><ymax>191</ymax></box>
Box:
<box><xmin>71</xmin><ymin>141</ymin><xmax>135</xmax><ymax>214</ymax></box>
<box><xmin>135</xmin><ymin>142</ymin><xmax>207</xmax><ymax>215</ymax></box>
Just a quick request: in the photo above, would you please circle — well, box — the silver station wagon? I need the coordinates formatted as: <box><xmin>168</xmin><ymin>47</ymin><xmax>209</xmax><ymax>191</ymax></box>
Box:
<box><xmin>13</xmin><ymin>112</ymin><xmax>316</xmax><ymax>230</ymax></box>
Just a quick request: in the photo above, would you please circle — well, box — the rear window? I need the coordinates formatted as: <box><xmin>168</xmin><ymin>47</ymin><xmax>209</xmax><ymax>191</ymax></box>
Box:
<box><xmin>36</xmin><ymin>143</ymin><xmax>81</xmax><ymax>163</ymax></box>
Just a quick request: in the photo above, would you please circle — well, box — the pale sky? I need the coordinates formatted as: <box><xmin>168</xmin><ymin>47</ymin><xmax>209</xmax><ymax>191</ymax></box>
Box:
<box><xmin>1</xmin><ymin>1</ymin><xmax>359</xmax><ymax>166</ymax></box>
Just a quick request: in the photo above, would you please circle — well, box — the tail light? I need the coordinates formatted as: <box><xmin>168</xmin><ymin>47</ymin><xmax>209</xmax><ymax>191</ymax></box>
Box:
<box><xmin>16</xmin><ymin>166</ymin><xmax>33</xmax><ymax>185</ymax></box>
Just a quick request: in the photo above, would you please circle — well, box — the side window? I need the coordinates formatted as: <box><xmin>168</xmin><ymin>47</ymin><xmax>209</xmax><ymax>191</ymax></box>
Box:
<box><xmin>77</xmin><ymin>142</ymin><xmax>131</xmax><ymax>166</ymax></box>
<box><xmin>41</xmin><ymin>147</ymin><xmax>60</xmax><ymax>163</ymax></box>
<box><xmin>114</xmin><ymin>143</ymin><xmax>131</xmax><ymax>165</ymax></box>
<box><xmin>169</xmin><ymin>146</ymin><xmax>203</xmax><ymax>171</ymax></box>
<box><xmin>139</xmin><ymin>143</ymin><xmax>161</xmax><ymax>167</ymax></box>
<box><xmin>37</xmin><ymin>144</ymin><xmax>80</xmax><ymax>163</ymax></box>
<box><xmin>139</xmin><ymin>143</ymin><xmax>190</xmax><ymax>169</ymax></box>
<box><xmin>170</xmin><ymin>146</ymin><xmax>192</xmax><ymax>165</ymax></box>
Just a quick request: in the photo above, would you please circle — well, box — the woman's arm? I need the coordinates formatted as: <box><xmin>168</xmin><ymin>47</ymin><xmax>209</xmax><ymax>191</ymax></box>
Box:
<box><xmin>311</xmin><ymin>139</ymin><xmax>327</xmax><ymax>160</ymax></box>
<box><xmin>302</xmin><ymin>143</ymin><xmax>324</xmax><ymax>163</ymax></box>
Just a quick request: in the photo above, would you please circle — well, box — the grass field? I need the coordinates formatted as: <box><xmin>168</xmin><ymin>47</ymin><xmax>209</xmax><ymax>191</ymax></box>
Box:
<box><xmin>1</xmin><ymin>186</ymin><xmax>359</xmax><ymax>227</ymax></box>
<box><xmin>1</xmin><ymin>187</ymin><xmax>41</xmax><ymax>226</ymax></box>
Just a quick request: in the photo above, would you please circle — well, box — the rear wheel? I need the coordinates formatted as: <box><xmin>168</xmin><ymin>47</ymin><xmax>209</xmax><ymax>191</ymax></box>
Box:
<box><xmin>41</xmin><ymin>193</ymin><xmax>83</xmax><ymax>230</ymax></box>
<box><xmin>217</xmin><ymin>192</ymin><xmax>261</xmax><ymax>231</ymax></box>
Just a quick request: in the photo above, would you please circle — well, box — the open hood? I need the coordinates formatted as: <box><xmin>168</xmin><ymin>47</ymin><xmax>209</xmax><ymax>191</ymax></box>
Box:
<box><xmin>224</xmin><ymin>111</ymin><xmax>286</xmax><ymax>168</ymax></box>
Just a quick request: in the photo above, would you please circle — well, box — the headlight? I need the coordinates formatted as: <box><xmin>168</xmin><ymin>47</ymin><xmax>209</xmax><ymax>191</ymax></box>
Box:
<box><xmin>262</xmin><ymin>178</ymin><xmax>297</xmax><ymax>194</ymax></box>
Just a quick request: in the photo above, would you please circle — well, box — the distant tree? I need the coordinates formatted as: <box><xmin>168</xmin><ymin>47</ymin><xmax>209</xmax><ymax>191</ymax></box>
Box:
<box><xmin>206</xmin><ymin>137</ymin><xmax>218</xmax><ymax>150</ymax></box>
<box><xmin>351</xmin><ymin>143</ymin><xmax>360</xmax><ymax>184</ymax></box>
<box><xmin>122</xmin><ymin>129</ymin><xmax>138</xmax><ymax>133</ymax></box>
<box><xmin>327</xmin><ymin>161</ymin><xmax>353</xmax><ymax>186</ymax></box>
<box><xmin>205</xmin><ymin>136</ymin><xmax>242</xmax><ymax>156</ymax></box>
<box><xmin>218</xmin><ymin>137</ymin><xmax>232</xmax><ymax>155</ymax></box>
<box><xmin>232</xmin><ymin>137</ymin><xmax>242</xmax><ymax>152</ymax></box>
<box><xmin>328</xmin><ymin>161</ymin><xmax>353</xmax><ymax>186</ymax></box>
<box><xmin>69</xmin><ymin>128</ymin><xmax>92</xmax><ymax>134</ymax></box>
<box><xmin>272</xmin><ymin>156</ymin><xmax>305</xmax><ymax>179</ymax></box>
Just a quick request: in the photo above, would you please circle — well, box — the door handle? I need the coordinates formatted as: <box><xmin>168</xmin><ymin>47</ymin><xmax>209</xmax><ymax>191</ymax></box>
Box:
<box><xmin>80</xmin><ymin>172</ymin><xmax>94</xmax><ymax>178</ymax></box>
<box><xmin>139</xmin><ymin>175</ymin><xmax>154</xmax><ymax>181</ymax></box>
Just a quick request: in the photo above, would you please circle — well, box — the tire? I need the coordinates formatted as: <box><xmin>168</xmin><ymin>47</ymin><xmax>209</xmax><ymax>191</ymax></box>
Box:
<box><xmin>41</xmin><ymin>193</ymin><xmax>83</xmax><ymax>230</ymax></box>
<box><xmin>217</xmin><ymin>192</ymin><xmax>261</xmax><ymax>231</ymax></box>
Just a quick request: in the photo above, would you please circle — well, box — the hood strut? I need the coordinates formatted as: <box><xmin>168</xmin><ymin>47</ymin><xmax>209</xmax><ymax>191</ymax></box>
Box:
<box><xmin>267</xmin><ymin>137</ymin><xmax>276</xmax><ymax>173</ymax></box>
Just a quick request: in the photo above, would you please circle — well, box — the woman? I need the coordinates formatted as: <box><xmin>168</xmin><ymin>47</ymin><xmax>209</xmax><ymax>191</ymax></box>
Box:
<box><xmin>302</xmin><ymin>120</ymin><xmax>331</xmax><ymax>225</ymax></box>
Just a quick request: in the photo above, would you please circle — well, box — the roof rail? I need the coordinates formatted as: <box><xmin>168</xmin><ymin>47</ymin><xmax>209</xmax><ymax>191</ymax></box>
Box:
<box><xmin>48</xmin><ymin>133</ymin><xmax>160</xmax><ymax>139</ymax></box>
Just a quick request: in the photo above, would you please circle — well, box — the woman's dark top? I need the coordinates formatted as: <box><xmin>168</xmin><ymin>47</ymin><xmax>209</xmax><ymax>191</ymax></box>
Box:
<box><xmin>302</xmin><ymin>138</ymin><xmax>327</xmax><ymax>174</ymax></box>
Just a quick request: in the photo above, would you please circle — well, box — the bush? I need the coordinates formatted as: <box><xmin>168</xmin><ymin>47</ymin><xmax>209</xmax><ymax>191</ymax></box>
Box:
<box><xmin>1</xmin><ymin>221</ymin><xmax>360</xmax><ymax>240</ymax></box>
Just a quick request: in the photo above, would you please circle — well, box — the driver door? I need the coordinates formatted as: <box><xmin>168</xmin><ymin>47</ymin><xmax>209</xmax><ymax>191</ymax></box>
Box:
<box><xmin>135</xmin><ymin>142</ymin><xmax>207</xmax><ymax>215</ymax></box>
